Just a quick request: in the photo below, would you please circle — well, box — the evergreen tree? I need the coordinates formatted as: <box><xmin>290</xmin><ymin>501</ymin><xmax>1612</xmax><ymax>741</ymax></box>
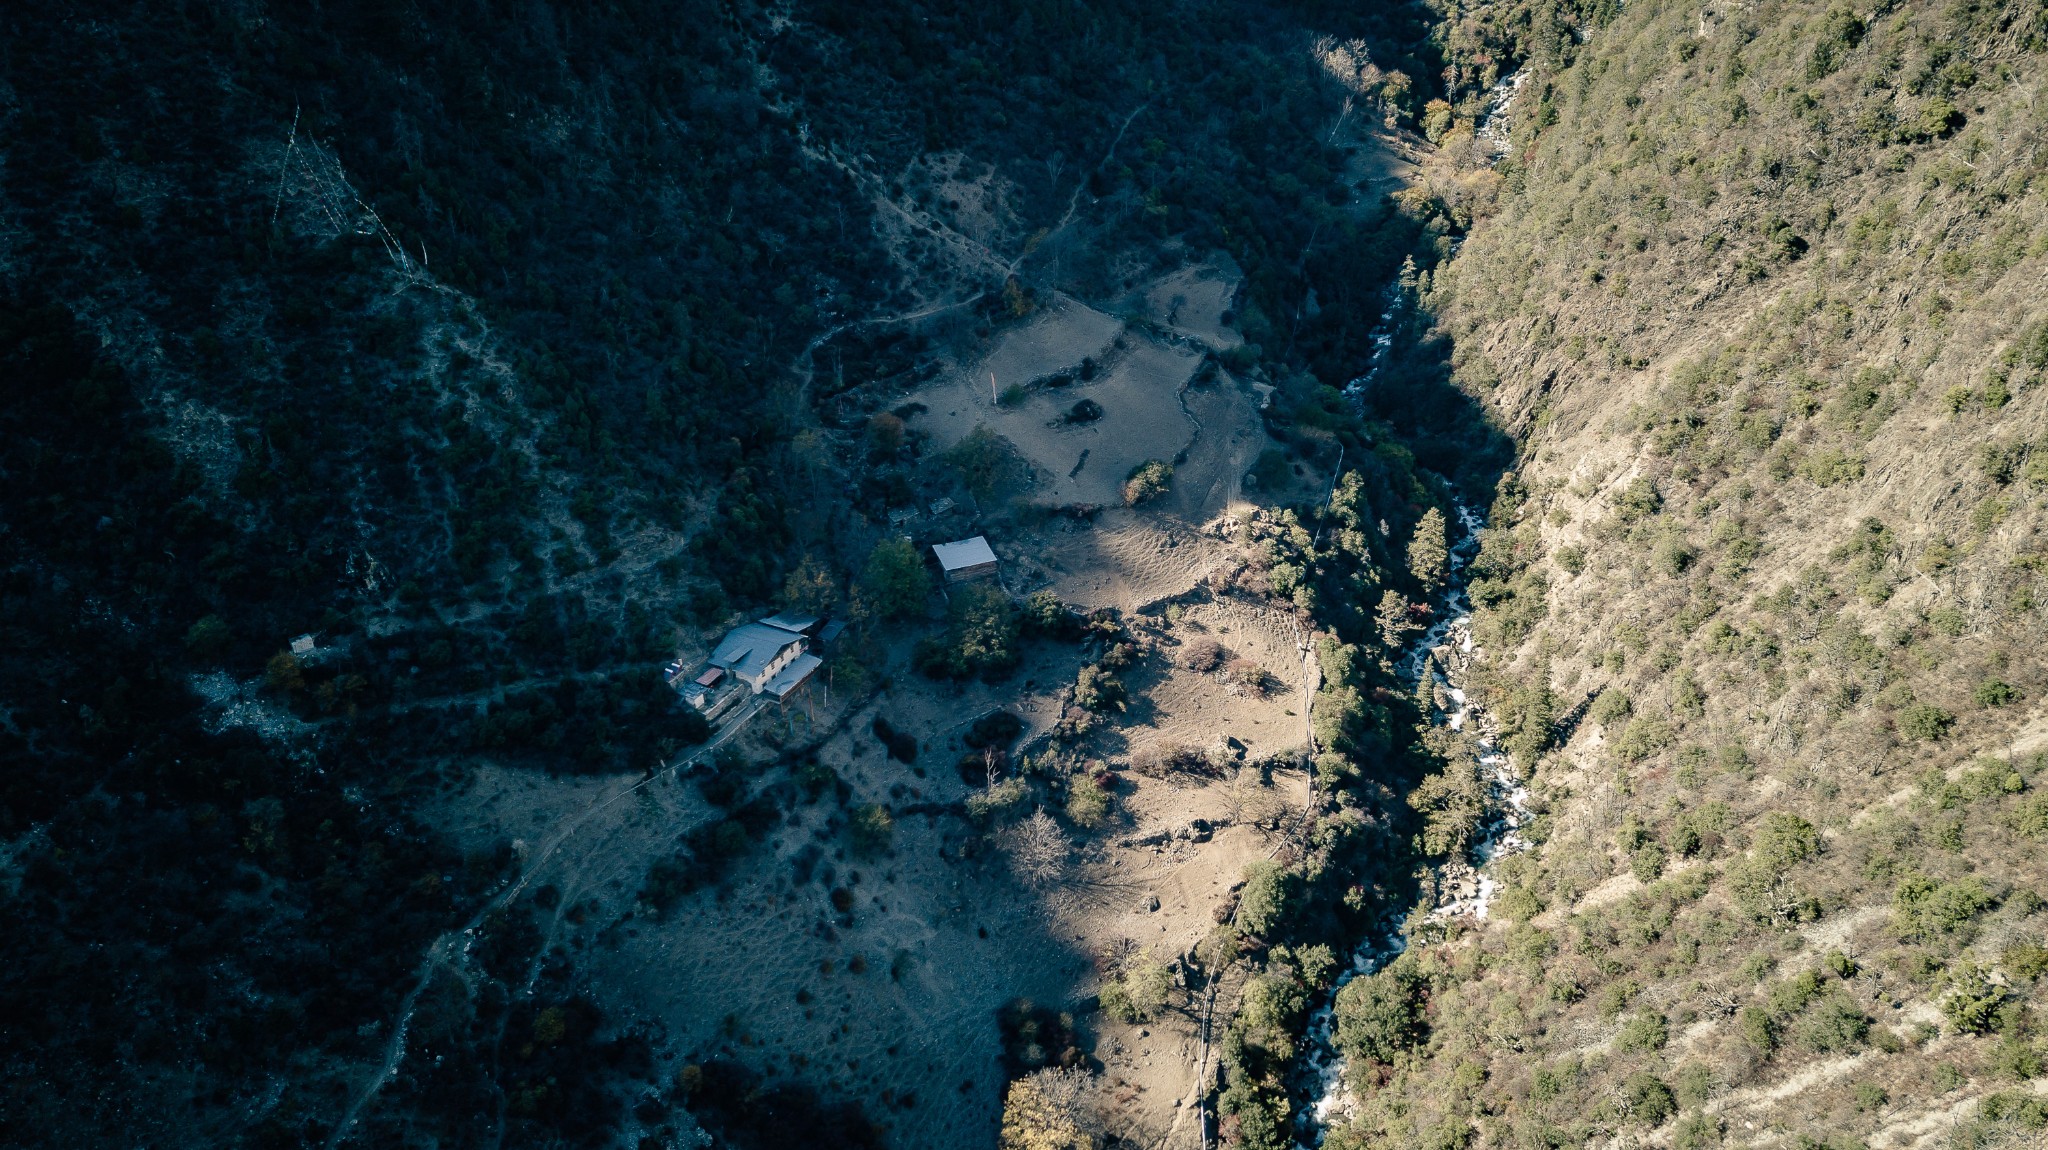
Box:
<box><xmin>1377</xmin><ymin>588</ymin><xmax>1417</xmax><ymax>650</ymax></box>
<box><xmin>1407</xmin><ymin>506</ymin><xmax>1449</xmax><ymax>591</ymax></box>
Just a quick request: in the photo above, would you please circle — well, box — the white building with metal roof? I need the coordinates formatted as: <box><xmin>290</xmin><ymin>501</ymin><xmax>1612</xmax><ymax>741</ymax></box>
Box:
<box><xmin>932</xmin><ymin>535</ymin><xmax>999</xmax><ymax>583</ymax></box>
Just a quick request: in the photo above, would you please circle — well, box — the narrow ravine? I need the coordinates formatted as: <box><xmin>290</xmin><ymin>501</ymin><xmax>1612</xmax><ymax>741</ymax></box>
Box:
<box><xmin>1289</xmin><ymin>494</ymin><xmax>1534</xmax><ymax>1140</ymax></box>
<box><xmin>1279</xmin><ymin>93</ymin><xmax>1541</xmax><ymax>1140</ymax></box>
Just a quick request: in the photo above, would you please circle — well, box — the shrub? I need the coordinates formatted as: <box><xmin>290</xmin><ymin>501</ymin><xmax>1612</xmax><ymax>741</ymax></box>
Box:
<box><xmin>945</xmin><ymin>424</ymin><xmax>1024</xmax><ymax>499</ymax></box>
<box><xmin>1102</xmin><ymin>950</ymin><xmax>1171</xmax><ymax>1023</ymax></box>
<box><xmin>1237</xmin><ymin>860</ymin><xmax>1294</xmax><ymax>937</ymax></box>
<box><xmin>966</xmin><ymin>778</ymin><xmax>1030</xmax><ymax>821</ymax></box>
<box><xmin>1072</xmin><ymin>665</ymin><xmax>1124</xmax><ymax>713</ymax></box>
<box><xmin>1122</xmin><ymin>460</ymin><xmax>1173</xmax><ymax>505</ymax></box>
<box><xmin>1622</xmin><ymin>1072</ymin><xmax>1677</xmax><ymax>1127</ymax></box>
<box><xmin>1755</xmin><ymin>812</ymin><xmax>1822</xmax><ymax>868</ymax></box>
<box><xmin>1616</xmin><ymin>1011</ymin><xmax>1669</xmax><ymax>1052</ymax></box>
<box><xmin>1795</xmin><ymin>996</ymin><xmax>1869</xmax><ymax>1053</ymax></box>
<box><xmin>1976</xmin><ymin>679</ymin><xmax>2018</xmax><ymax>707</ymax></box>
<box><xmin>865</xmin><ymin>412</ymin><xmax>906</xmax><ymax>459</ymax></box>
<box><xmin>914</xmin><ymin>584</ymin><xmax>1021</xmax><ymax>681</ymax></box>
<box><xmin>849</xmin><ymin>803</ymin><xmax>894</xmax><ymax>859</ymax></box>
<box><xmin>1898</xmin><ymin>702</ymin><xmax>1956</xmax><ymax>741</ymax></box>
<box><xmin>1672</xmin><ymin>1111</ymin><xmax>1722</xmax><ymax>1149</ymax></box>
<box><xmin>1673</xmin><ymin>1063</ymin><xmax>1717</xmax><ymax>1108</ymax></box>
<box><xmin>1590</xmin><ymin>691</ymin><xmax>1633</xmax><ymax>725</ymax></box>
<box><xmin>1615</xmin><ymin>477</ymin><xmax>1662</xmax><ymax>522</ymax></box>
<box><xmin>1021</xmin><ymin>590</ymin><xmax>1081</xmax><ymax>637</ymax></box>
<box><xmin>1892</xmin><ymin>873</ymin><xmax>1993</xmax><ymax>941</ymax></box>
<box><xmin>1728</xmin><ymin>810</ymin><xmax>1826</xmax><ymax>916</ymax></box>
<box><xmin>1613</xmin><ymin>716</ymin><xmax>1674</xmax><ymax>763</ymax></box>
<box><xmin>1065</xmin><ymin>772</ymin><xmax>1110</xmax><ymax>829</ymax></box>
<box><xmin>2004</xmin><ymin>943</ymin><xmax>2048</xmax><ymax>981</ymax></box>
<box><xmin>1738</xmin><ymin>1006</ymin><xmax>1777</xmax><ymax>1053</ymax></box>
<box><xmin>1940</xmin><ymin>963</ymin><xmax>2008</xmax><ymax>1034</ymax></box>
<box><xmin>1654</xmin><ymin>536</ymin><xmax>1697</xmax><ymax>576</ymax></box>
<box><xmin>184</xmin><ymin>614</ymin><xmax>232</xmax><ymax>658</ymax></box>
<box><xmin>1181</xmin><ymin>637</ymin><xmax>1225</xmax><ymax>672</ymax></box>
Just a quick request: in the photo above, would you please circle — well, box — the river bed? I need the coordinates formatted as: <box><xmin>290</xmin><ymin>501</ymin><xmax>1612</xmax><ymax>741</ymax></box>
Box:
<box><xmin>1292</xmin><ymin>498</ymin><xmax>1534</xmax><ymax>1141</ymax></box>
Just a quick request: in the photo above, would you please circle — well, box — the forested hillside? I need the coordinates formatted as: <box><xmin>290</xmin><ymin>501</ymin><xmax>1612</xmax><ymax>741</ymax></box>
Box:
<box><xmin>0</xmin><ymin>2</ymin><xmax>1467</xmax><ymax>1146</ymax></box>
<box><xmin>1320</xmin><ymin>0</ymin><xmax>2048</xmax><ymax>1146</ymax></box>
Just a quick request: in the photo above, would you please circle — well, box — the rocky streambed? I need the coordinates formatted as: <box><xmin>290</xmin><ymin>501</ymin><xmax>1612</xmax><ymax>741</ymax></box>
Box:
<box><xmin>1293</xmin><ymin>501</ymin><xmax>1535</xmax><ymax>1141</ymax></box>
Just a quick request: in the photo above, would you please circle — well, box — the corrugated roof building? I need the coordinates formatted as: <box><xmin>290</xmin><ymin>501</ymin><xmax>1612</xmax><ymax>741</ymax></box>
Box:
<box><xmin>932</xmin><ymin>536</ymin><xmax>999</xmax><ymax>583</ymax></box>
<box><xmin>709</xmin><ymin>622</ymin><xmax>807</xmax><ymax>692</ymax></box>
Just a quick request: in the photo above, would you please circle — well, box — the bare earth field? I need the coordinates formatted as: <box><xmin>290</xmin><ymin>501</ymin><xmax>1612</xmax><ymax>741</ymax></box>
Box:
<box><xmin>437</xmin><ymin>263</ymin><xmax>1307</xmax><ymax>1148</ymax></box>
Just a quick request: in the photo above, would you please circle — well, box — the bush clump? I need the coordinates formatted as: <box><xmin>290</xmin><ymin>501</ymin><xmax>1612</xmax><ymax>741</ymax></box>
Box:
<box><xmin>1123</xmin><ymin>460</ymin><xmax>1173</xmax><ymax>505</ymax></box>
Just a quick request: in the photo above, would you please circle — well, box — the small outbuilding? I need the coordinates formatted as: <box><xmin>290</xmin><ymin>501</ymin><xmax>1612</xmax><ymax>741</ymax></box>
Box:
<box><xmin>758</xmin><ymin>611</ymin><xmax>822</xmax><ymax>637</ymax></box>
<box><xmin>932</xmin><ymin>535</ymin><xmax>1000</xmax><ymax>583</ymax></box>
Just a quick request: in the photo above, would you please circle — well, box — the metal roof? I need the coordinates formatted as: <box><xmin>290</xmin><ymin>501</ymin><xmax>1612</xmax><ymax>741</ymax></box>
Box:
<box><xmin>709</xmin><ymin>623</ymin><xmax>804</xmax><ymax>681</ymax></box>
<box><xmin>759</xmin><ymin>611</ymin><xmax>820</xmax><ymax>635</ymax></box>
<box><xmin>932</xmin><ymin>535</ymin><xmax>998</xmax><ymax>572</ymax></box>
<box><xmin>763</xmin><ymin>653</ymin><xmax>824</xmax><ymax>700</ymax></box>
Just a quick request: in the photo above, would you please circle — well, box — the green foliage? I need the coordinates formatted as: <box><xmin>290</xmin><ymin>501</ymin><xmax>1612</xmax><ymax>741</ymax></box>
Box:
<box><xmin>1064</xmin><ymin>771</ymin><xmax>1111</xmax><ymax>830</ymax></box>
<box><xmin>1072</xmin><ymin>664</ymin><xmax>1125</xmax><ymax>714</ymax></box>
<box><xmin>1237</xmin><ymin>860</ymin><xmax>1294</xmax><ymax>938</ymax></box>
<box><xmin>1738</xmin><ymin>1005</ymin><xmax>1777</xmax><ymax>1053</ymax></box>
<box><xmin>1408</xmin><ymin>506</ymin><xmax>1450</xmax><ymax>590</ymax></box>
<box><xmin>1794</xmin><ymin>995</ymin><xmax>1870</xmax><ymax>1053</ymax></box>
<box><xmin>1898</xmin><ymin>702</ymin><xmax>1956</xmax><ymax>741</ymax></box>
<box><xmin>1672</xmin><ymin>1111</ymin><xmax>1722</xmax><ymax>1149</ymax></box>
<box><xmin>967</xmin><ymin>778</ymin><xmax>1030</xmax><ymax>821</ymax></box>
<box><xmin>1621</xmin><ymin>1072</ymin><xmax>1676</xmax><ymax>1127</ymax></box>
<box><xmin>915</xmin><ymin>584</ymin><xmax>1022</xmax><ymax>681</ymax></box>
<box><xmin>1411</xmin><ymin>753</ymin><xmax>1487</xmax><ymax>857</ymax></box>
<box><xmin>1612</xmin><ymin>716</ymin><xmax>1674</xmax><ymax>763</ymax></box>
<box><xmin>1589</xmin><ymin>690</ymin><xmax>1632</xmax><ymax>726</ymax></box>
<box><xmin>1806</xmin><ymin>5</ymin><xmax>1866</xmax><ymax>78</ymax></box>
<box><xmin>861</xmin><ymin>538</ymin><xmax>933</xmax><ymax>620</ymax></box>
<box><xmin>781</xmin><ymin>555</ymin><xmax>840</xmax><ymax>617</ymax></box>
<box><xmin>1892</xmin><ymin>872</ymin><xmax>1994</xmax><ymax>941</ymax></box>
<box><xmin>1975</xmin><ymin>678</ymin><xmax>2019</xmax><ymax>707</ymax></box>
<box><xmin>1616</xmin><ymin>1011</ymin><xmax>1669</xmax><ymax>1052</ymax></box>
<box><xmin>1334</xmin><ymin>957</ymin><xmax>1422</xmax><ymax>1065</ymax></box>
<box><xmin>1614</xmin><ymin>478</ymin><xmax>1662</xmax><ymax>522</ymax></box>
<box><xmin>1940</xmin><ymin>962</ymin><xmax>2009</xmax><ymax>1034</ymax></box>
<box><xmin>1499</xmin><ymin>657</ymin><xmax>1558</xmax><ymax>768</ymax></box>
<box><xmin>183</xmin><ymin>614</ymin><xmax>232</xmax><ymax>659</ymax></box>
<box><xmin>1102</xmin><ymin>950</ymin><xmax>1172</xmax><ymax>1023</ymax></box>
<box><xmin>849</xmin><ymin>803</ymin><xmax>894</xmax><ymax>859</ymax></box>
<box><xmin>1122</xmin><ymin>459</ymin><xmax>1174</xmax><ymax>506</ymax></box>
<box><xmin>943</xmin><ymin>424</ymin><xmax>1022</xmax><ymax>500</ymax></box>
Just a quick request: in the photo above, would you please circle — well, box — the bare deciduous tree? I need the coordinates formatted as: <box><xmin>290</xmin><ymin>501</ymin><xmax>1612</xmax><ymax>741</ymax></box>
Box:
<box><xmin>1006</xmin><ymin>809</ymin><xmax>1068</xmax><ymax>887</ymax></box>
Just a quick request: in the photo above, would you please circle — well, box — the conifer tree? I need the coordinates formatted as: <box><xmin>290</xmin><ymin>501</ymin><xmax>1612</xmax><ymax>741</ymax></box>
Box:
<box><xmin>1407</xmin><ymin>506</ymin><xmax>1449</xmax><ymax>591</ymax></box>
